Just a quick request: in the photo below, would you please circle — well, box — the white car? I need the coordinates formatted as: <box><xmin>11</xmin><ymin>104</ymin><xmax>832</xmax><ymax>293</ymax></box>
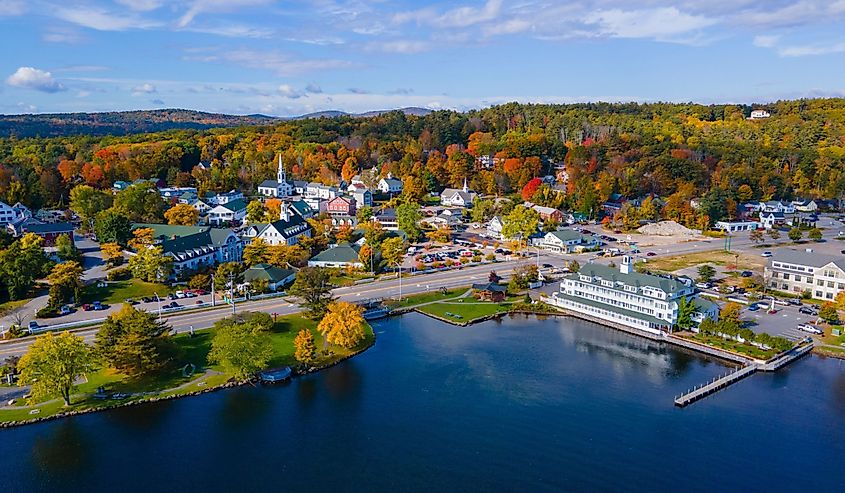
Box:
<box><xmin>761</xmin><ymin>251</ymin><xmax>772</xmax><ymax>257</ymax></box>
<box><xmin>797</xmin><ymin>323</ymin><xmax>823</xmax><ymax>335</ymax></box>
<box><xmin>175</xmin><ymin>290</ymin><xmax>186</xmax><ymax>299</ymax></box>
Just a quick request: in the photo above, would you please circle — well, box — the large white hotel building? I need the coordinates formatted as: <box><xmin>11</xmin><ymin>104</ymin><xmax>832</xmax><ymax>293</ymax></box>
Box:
<box><xmin>549</xmin><ymin>256</ymin><xmax>718</xmax><ymax>336</ymax></box>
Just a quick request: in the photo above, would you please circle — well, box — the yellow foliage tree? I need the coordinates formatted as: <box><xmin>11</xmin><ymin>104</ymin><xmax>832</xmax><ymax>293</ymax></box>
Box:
<box><xmin>100</xmin><ymin>242</ymin><xmax>124</xmax><ymax>266</ymax></box>
<box><xmin>317</xmin><ymin>301</ymin><xmax>366</xmax><ymax>349</ymax></box>
<box><xmin>294</xmin><ymin>329</ymin><xmax>317</xmax><ymax>365</ymax></box>
<box><xmin>164</xmin><ymin>203</ymin><xmax>200</xmax><ymax>226</ymax></box>
<box><xmin>128</xmin><ymin>227</ymin><xmax>155</xmax><ymax>250</ymax></box>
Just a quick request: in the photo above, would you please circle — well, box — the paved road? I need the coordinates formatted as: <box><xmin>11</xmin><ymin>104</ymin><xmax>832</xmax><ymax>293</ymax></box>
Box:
<box><xmin>0</xmin><ymin>254</ymin><xmax>559</xmax><ymax>359</ymax></box>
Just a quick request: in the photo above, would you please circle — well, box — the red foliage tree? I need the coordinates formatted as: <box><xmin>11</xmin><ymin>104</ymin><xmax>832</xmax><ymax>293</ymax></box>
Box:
<box><xmin>521</xmin><ymin>177</ymin><xmax>542</xmax><ymax>201</ymax></box>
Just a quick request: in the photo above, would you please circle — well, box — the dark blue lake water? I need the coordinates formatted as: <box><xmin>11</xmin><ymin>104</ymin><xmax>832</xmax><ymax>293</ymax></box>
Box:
<box><xmin>2</xmin><ymin>313</ymin><xmax>844</xmax><ymax>492</ymax></box>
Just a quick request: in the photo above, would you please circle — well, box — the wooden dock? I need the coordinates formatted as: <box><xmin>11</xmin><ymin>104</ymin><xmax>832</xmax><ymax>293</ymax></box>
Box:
<box><xmin>674</xmin><ymin>365</ymin><xmax>757</xmax><ymax>407</ymax></box>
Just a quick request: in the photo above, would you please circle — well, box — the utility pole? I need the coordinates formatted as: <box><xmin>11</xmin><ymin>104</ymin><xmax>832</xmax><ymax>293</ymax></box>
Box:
<box><xmin>397</xmin><ymin>263</ymin><xmax>402</xmax><ymax>301</ymax></box>
<box><xmin>229</xmin><ymin>273</ymin><xmax>236</xmax><ymax>316</ymax></box>
<box><xmin>210</xmin><ymin>273</ymin><xmax>215</xmax><ymax>307</ymax></box>
<box><xmin>154</xmin><ymin>292</ymin><xmax>162</xmax><ymax>323</ymax></box>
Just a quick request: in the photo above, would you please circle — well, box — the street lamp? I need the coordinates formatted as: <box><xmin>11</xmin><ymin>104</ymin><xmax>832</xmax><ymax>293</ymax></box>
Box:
<box><xmin>154</xmin><ymin>292</ymin><xmax>162</xmax><ymax>322</ymax></box>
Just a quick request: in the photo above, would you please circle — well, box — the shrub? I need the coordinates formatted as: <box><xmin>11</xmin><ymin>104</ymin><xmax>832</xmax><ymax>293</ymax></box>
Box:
<box><xmin>36</xmin><ymin>306</ymin><xmax>58</xmax><ymax>318</ymax></box>
<box><xmin>106</xmin><ymin>267</ymin><xmax>131</xmax><ymax>281</ymax></box>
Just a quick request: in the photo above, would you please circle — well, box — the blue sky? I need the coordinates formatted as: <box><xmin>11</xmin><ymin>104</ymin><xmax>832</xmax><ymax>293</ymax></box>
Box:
<box><xmin>2</xmin><ymin>0</ymin><xmax>845</xmax><ymax>116</ymax></box>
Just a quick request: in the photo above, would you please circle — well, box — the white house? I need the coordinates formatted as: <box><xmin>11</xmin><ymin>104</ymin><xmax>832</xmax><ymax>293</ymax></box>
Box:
<box><xmin>792</xmin><ymin>199</ymin><xmax>818</xmax><ymax>213</ymax></box>
<box><xmin>535</xmin><ymin>230</ymin><xmax>598</xmax><ymax>253</ymax></box>
<box><xmin>257</xmin><ymin>154</ymin><xmax>294</xmax><ymax>198</ymax></box>
<box><xmin>486</xmin><ymin>216</ymin><xmax>504</xmax><ymax>239</ymax></box>
<box><xmin>377</xmin><ymin>174</ymin><xmax>403</xmax><ymax>194</ymax></box>
<box><xmin>0</xmin><ymin>201</ymin><xmax>21</xmax><ymax>226</ymax></box>
<box><xmin>240</xmin><ymin>203</ymin><xmax>312</xmax><ymax>246</ymax></box>
<box><xmin>207</xmin><ymin>190</ymin><xmax>244</xmax><ymax>206</ymax></box>
<box><xmin>207</xmin><ymin>199</ymin><xmax>248</xmax><ymax>226</ymax></box>
<box><xmin>549</xmin><ymin>256</ymin><xmax>713</xmax><ymax>335</ymax></box>
<box><xmin>440</xmin><ymin>179</ymin><xmax>478</xmax><ymax>208</ymax></box>
<box><xmin>760</xmin><ymin>211</ymin><xmax>786</xmax><ymax>230</ymax></box>
<box><xmin>750</xmin><ymin>109</ymin><xmax>771</xmax><ymax>119</ymax></box>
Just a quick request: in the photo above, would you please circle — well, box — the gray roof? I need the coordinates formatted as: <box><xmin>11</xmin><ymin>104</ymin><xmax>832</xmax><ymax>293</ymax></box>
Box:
<box><xmin>259</xmin><ymin>179</ymin><xmax>281</xmax><ymax>188</ymax></box>
<box><xmin>770</xmin><ymin>249</ymin><xmax>845</xmax><ymax>270</ymax></box>
<box><xmin>546</xmin><ymin>230</ymin><xmax>588</xmax><ymax>242</ymax></box>
<box><xmin>218</xmin><ymin>198</ymin><xmax>248</xmax><ymax>212</ymax></box>
<box><xmin>573</xmin><ymin>263</ymin><xmax>687</xmax><ymax>295</ymax></box>
<box><xmin>310</xmin><ymin>243</ymin><xmax>361</xmax><ymax>264</ymax></box>
<box><xmin>244</xmin><ymin>264</ymin><xmax>295</xmax><ymax>284</ymax></box>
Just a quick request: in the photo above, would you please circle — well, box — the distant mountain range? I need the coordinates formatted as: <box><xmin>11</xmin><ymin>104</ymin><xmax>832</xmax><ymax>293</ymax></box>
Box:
<box><xmin>0</xmin><ymin>107</ymin><xmax>434</xmax><ymax>138</ymax></box>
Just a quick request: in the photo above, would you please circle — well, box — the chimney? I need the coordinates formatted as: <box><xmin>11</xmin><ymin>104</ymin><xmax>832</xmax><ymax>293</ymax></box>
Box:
<box><xmin>620</xmin><ymin>255</ymin><xmax>631</xmax><ymax>274</ymax></box>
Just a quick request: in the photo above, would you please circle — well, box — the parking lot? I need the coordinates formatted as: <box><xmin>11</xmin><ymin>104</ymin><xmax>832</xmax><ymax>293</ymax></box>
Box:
<box><xmin>743</xmin><ymin>299</ymin><xmax>821</xmax><ymax>341</ymax></box>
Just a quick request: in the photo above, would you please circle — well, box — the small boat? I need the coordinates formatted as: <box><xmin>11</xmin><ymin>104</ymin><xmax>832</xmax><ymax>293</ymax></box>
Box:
<box><xmin>259</xmin><ymin>367</ymin><xmax>292</xmax><ymax>383</ymax></box>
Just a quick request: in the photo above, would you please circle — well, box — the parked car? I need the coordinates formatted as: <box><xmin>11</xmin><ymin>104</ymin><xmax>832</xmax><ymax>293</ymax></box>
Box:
<box><xmin>28</xmin><ymin>321</ymin><xmax>39</xmax><ymax>332</ymax></box>
<box><xmin>81</xmin><ymin>304</ymin><xmax>93</xmax><ymax>311</ymax></box>
<box><xmin>141</xmin><ymin>297</ymin><xmax>153</xmax><ymax>303</ymax></box>
<box><xmin>185</xmin><ymin>291</ymin><xmax>197</xmax><ymax>298</ymax></box>
<box><xmin>92</xmin><ymin>301</ymin><xmax>106</xmax><ymax>311</ymax></box>
<box><xmin>166</xmin><ymin>301</ymin><xmax>180</xmax><ymax>309</ymax></box>
<box><xmin>747</xmin><ymin>304</ymin><xmax>760</xmax><ymax>311</ymax></box>
<box><xmin>175</xmin><ymin>291</ymin><xmax>186</xmax><ymax>299</ymax></box>
<box><xmin>124</xmin><ymin>298</ymin><xmax>138</xmax><ymax>305</ymax></box>
<box><xmin>646</xmin><ymin>252</ymin><xmax>656</xmax><ymax>257</ymax></box>
<box><xmin>60</xmin><ymin>305</ymin><xmax>73</xmax><ymax>315</ymax></box>
<box><xmin>799</xmin><ymin>306</ymin><xmax>817</xmax><ymax>315</ymax></box>
<box><xmin>761</xmin><ymin>251</ymin><xmax>773</xmax><ymax>257</ymax></box>
<box><xmin>193</xmin><ymin>289</ymin><xmax>207</xmax><ymax>296</ymax></box>
<box><xmin>695</xmin><ymin>282</ymin><xmax>712</xmax><ymax>289</ymax></box>
<box><xmin>797</xmin><ymin>323</ymin><xmax>823</xmax><ymax>335</ymax></box>
<box><xmin>740</xmin><ymin>271</ymin><xmax>753</xmax><ymax>277</ymax></box>
<box><xmin>167</xmin><ymin>293</ymin><xmax>176</xmax><ymax>300</ymax></box>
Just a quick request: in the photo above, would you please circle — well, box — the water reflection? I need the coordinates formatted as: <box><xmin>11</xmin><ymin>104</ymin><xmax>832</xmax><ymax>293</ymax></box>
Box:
<box><xmin>218</xmin><ymin>386</ymin><xmax>273</xmax><ymax>429</ymax></box>
<box><xmin>31</xmin><ymin>420</ymin><xmax>90</xmax><ymax>473</ymax></box>
<box><xmin>104</xmin><ymin>399</ymin><xmax>172</xmax><ymax>431</ymax></box>
<box><xmin>295</xmin><ymin>377</ymin><xmax>318</xmax><ymax>410</ymax></box>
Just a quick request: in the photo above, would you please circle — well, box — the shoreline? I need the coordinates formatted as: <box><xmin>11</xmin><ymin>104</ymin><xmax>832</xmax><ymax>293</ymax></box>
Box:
<box><xmin>0</xmin><ymin>333</ymin><xmax>377</xmax><ymax>429</ymax></box>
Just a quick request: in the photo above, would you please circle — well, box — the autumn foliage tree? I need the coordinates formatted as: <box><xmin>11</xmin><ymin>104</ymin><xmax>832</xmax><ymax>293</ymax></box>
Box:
<box><xmin>521</xmin><ymin>177</ymin><xmax>542</xmax><ymax>201</ymax></box>
<box><xmin>317</xmin><ymin>301</ymin><xmax>366</xmax><ymax>349</ymax></box>
<box><xmin>294</xmin><ymin>329</ymin><xmax>317</xmax><ymax>366</ymax></box>
<box><xmin>164</xmin><ymin>203</ymin><xmax>199</xmax><ymax>226</ymax></box>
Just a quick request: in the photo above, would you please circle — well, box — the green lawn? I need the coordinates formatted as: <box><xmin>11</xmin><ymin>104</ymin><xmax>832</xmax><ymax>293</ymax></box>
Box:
<box><xmin>385</xmin><ymin>287</ymin><xmax>468</xmax><ymax>309</ymax></box>
<box><xmin>0</xmin><ymin>312</ymin><xmax>374</xmax><ymax>424</ymax></box>
<box><xmin>416</xmin><ymin>294</ymin><xmax>523</xmax><ymax>323</ymax></box>
<box><xmin>0</xmin><ymin>298</ymin><xmax>30</xmax><ymax>317</ymax></box>
<box><xmin>683</xmin><ymin>333</ymin><xmax>776</xmax><ymax>360</ymax></box>
<box><xmin>82</xmin><ymin>279</ymin><xmax>174</xmax><ymax>305</ymax></box>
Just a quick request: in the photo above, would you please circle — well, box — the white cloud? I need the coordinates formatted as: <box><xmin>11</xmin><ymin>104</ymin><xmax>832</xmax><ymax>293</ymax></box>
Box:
<box><xmin>114</xmin><ymin>0</ymin><xmax>163</xmax><ymax>12</ymax></box>
<box><xmin>583</xmin><ymin>7</ymin><xmax>716</xmax><ymax>41</ymax></box>
<box><xmin>182</xmin><ymin>24</ymin><xmax>274</xmax><ymax>38</ymax></box>
<box><xmin>177</xmin><ymin>0</ymin><xmax>273</xmax><ymax>28</ymax></box>
<box><xmin>366</xmin><ymin>40</ymin><xmax>431</xmax><ymax>54</ymax></box>
<box><xmin>6</xmin><ymin>67</ymin><xmax>66</xmax><ymax>93</ymax></box>
<box><xmin>393</xmin><ymin>0</ymin><xmax>503</xmax><ymax>28</ymax></box>
<box><xmin>0</xmin><ymin>0</ymin><xmax>25</xmax><ymax>16</ymax></box>
<box><xmin>305</xmin><ymin>83</ymin><xmax>322</xmax><ymax>94</ymax></box>
<box><xmin>778</xmin><ymin>41</ymin><xmax>845</xmax><ymax>57</ymax></box>
<box><xmin>753</xmin><ymin>35</ymin><xmax>779</xmax><ymax>48</ymax></box>
<box><xmin>277</xmin><ymin>84</ymin><xmax>303</xmax><ymax>99</ymax></box>
<box><xmin>53</xmin><ymin>5</ymin><xmax>161</xmax><ymax>31</ymax></box>
<box><xmin>132</xmin><ymin>83</ymin><xmax>157</xmax><ymax>95</ymax></box>
<box><xmin>185</xmin><ymin>48</ymin><xmax>355</xmax><ymax>75</ymax></box>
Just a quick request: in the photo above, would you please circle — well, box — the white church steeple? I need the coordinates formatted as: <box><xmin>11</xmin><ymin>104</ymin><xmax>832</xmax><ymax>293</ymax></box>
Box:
<box><xmin>277</xmin><ymin>154</ymin><xmax>286</xmax><ymax>184</ymax></box>
<box><xmin>462</xmin><ymin>177</ymin><xmax>469</xmax><ymax>193</ymax></box>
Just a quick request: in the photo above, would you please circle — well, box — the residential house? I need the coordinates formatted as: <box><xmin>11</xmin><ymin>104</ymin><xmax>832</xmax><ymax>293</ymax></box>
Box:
<box><xmin>0</xmin><ymin>200</ymin><xmax>19</xmax><ymax>226</ymax></box>
<box><xmin>325</xmin><ymin>196</ymin><xmax>357</xmax><ymax>227</ymax></box>
<box><xmin>749</xmin><ymin>109</ymin><xmax>771</xmax><ymax>119</ymax></box>
<box><xmin>287</xmin><ymin>200</ymin><xmax>315</xmax><ymax>220</ymax></box>
<box><xmin>440</xmin><ymin>179</ymin><xmax>477</xmax><ymax>208</ymax></box>
<box><xmin>765</xmin><ymin>250</ymin><xmax>845</xmax><ymax>301</ymax></box>
<box><xmin>759</xmin><ymin>211</ymin><xmax>786</xmax><ymax>230</ymax></box>
<box><xmin>535</xmin><ymin>230</ymin><xmax>598</xmax><ymax>253</ymax></box>
<box><xmin>486</xmin><ymin>216</ymin><xmax>504</xmax><ymax>239</ymax></box>
<box><xmin>527</xmin><ymin>203</ymin><xmax>565</xmax><ymax>223</ymax></box>
<box><xmin>373</xmin><ymin>208</ymin><xmax>399</xmax><ymax>231</ymax></box>
<box><xmin>207</xmin><ymin>190</ymin><xmax>244</xmax><ymax>206</ymax></box>
<box><xmin>549</xmin><ymin>256</ymin><xmax>710</xmax><ymax>335</ymax></box>
<box><xmin>293</xmin><ymin>180</ymin><xmax>308</xmax><ymax>195</ymax></box>
<box><xmin>207</xmin><ymin>198</ymin><xmax>248</xmax><ymax>226</ymax></box>
<box><xmin>243</xmin><ymin>263</ymin><xmax>296</xmax><ymax>292</ymax></box>
<box><xmin>17</xmin><ymin>222</ymin><xmax>74</xmax><ymax>247</ymax></box>
<box><xmin>240</xmin><ymin>203</ymin><xmax>312</xmax><ymax>246</ymax></box>
<box><xmin>308</xmin><ymin>242</ymin><xmax>363</xmax><ymax>269</ymax></box>
<box><xmin>377</xmin><ymin>174</ymin><xmax>403</xmax><ymax>195</ymax></box>
<box><xmin>159</xmin><ymin>187</ymin><xmax>198</xmax><ymax>200</ymax></box>
<box><xmin>348</xmin><ymin>183</ymin><xmax>373</xmax><ymax>207</ymax></box>
<box><xmin>792</xmin><ymin>199</ymin><xmax>818</xmax><ymax>213</ymax></box>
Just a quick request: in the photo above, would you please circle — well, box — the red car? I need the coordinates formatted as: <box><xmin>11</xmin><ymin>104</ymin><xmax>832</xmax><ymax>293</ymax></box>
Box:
<box><xmin>81</xmin><ymin>304</ymin><xmax>93</xmax><ymax>311</ymax></box>
<box><xmin>193</xmin><ymin>289</ymin><xmax>208</xmax><ymax>296</ymax></box>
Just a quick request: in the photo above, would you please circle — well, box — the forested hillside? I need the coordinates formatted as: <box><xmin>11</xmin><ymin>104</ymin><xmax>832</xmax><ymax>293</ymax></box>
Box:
<box><xmin>2</xmin><ymin>99</ymin><xmax>844</xmax><ymax>229</ymax></box>
<box><xmin>0</xmin><ymin>109</ymin><xmax>278</xmax><ymax>138</ymax></box>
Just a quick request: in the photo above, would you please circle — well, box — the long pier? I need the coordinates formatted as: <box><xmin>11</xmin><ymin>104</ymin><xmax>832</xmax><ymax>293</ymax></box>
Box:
<box><xmin>674</xmin><ymin>365</ymin><xmax>757</xmax><ymax>407</ymax></box>
<box><xmin>675</xmin><ymin>341</ymin><xmax>815</xmax><ymax>407</ymax></box>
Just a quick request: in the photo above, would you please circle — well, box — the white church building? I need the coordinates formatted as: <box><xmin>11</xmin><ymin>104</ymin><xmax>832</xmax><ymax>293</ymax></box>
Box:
<box><xmin>257</xmin><ymin>154</ymin><xmax>294</xmax><ymax>198</ymax></box>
